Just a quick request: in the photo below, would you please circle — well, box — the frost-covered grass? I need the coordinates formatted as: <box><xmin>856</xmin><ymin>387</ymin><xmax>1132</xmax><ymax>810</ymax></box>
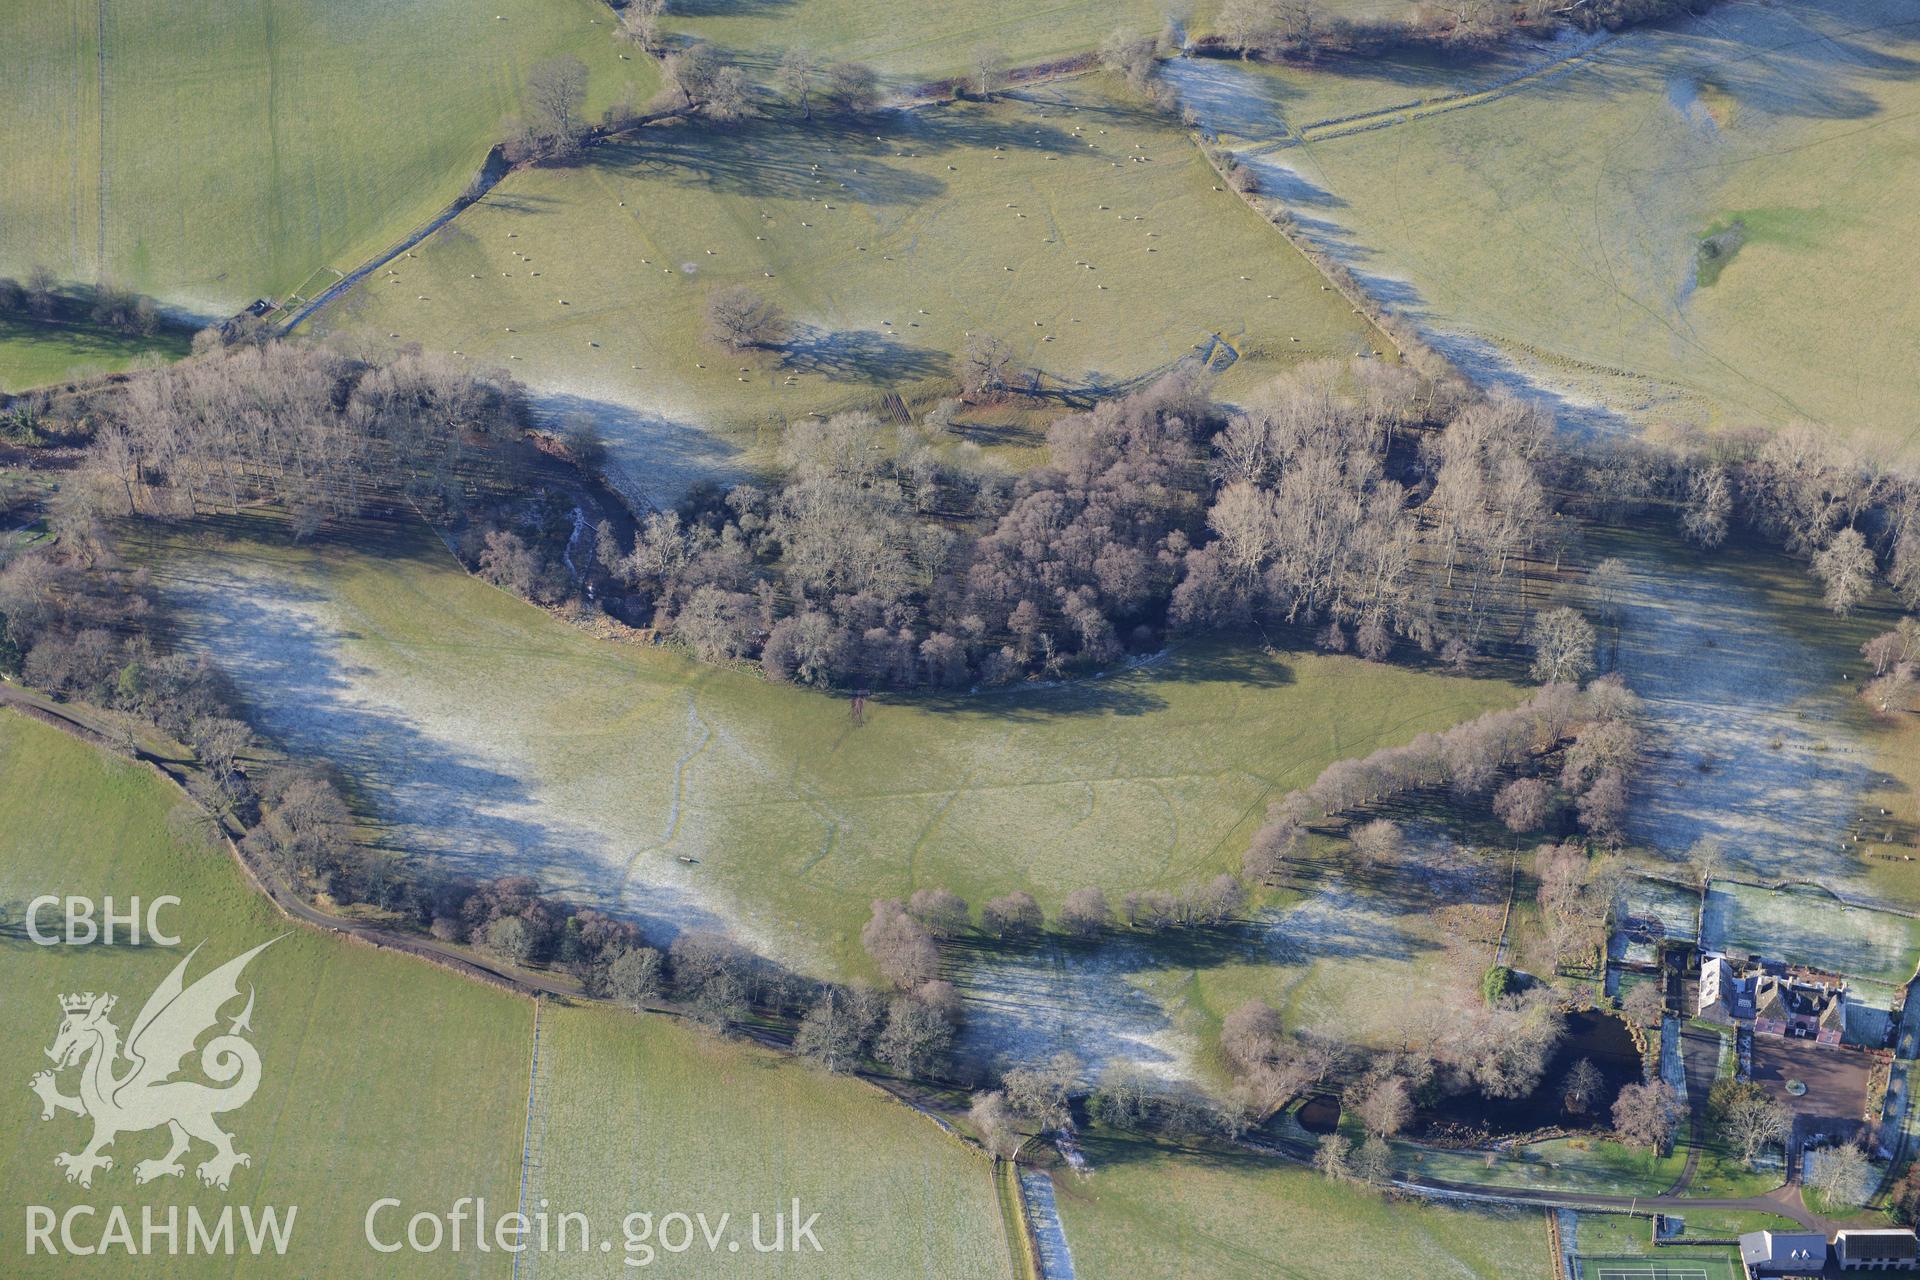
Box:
<box><xmin>137</xmin><ymin>514</ymin><xmax>1522</xmax><ymax>987</ymax></box>
<box><xmin>1582</xmin><ymin>526</ymin><xmax>1889</xmax><ymax>885</ymax></box>
<box><xmin>1702</xmin><ymin>880</ymin><xmax>1920</xmax><ymax>986</ymax></box>
<box><xmin>1616</xmin><ymin>874</ymin><xmax>1702</xmax><ymax>943</ymax></box>
<box><xmin>1405</xmin><ymin>1131</ymin><xmax>1686</xmax><ymax>1197</ymax></box>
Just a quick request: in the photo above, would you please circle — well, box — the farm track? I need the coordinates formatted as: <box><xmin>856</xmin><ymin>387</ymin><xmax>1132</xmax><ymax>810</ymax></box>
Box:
<box><xmin>278</xmin><ymin>162</ymin><xmax>506</xmax><ymax>336</ymax></box>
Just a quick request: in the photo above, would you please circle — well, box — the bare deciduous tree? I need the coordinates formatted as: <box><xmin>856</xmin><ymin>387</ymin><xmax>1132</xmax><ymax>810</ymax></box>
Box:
<box><xmin>1002</xmin><ymin>1052</ymin><xmax>1078</xmax><ymax>1130</ymax></box>
<box><xmin>779</xmin><ymin>48</ymin><xmax>823</xmax><ymax>120</ymax></box>
<box><xmin>861</xmin><ymin>899</ymin><xmax>939</xmax><ymax>988</ymax></box>
<box><xmin>823</xmin><ymin>61</ymin><xmax>880</xmax><ymax>115</ymax></box>
<box><xmin>1058</xmin><ymin>887</ymin><xmax>1111</xmax><ymax>937</ymax></box>
<box><xmin>1350</xmin><ymin>818</ymin><xmax>1404</xmax><ymax>868</ymax></box>
<box><xmin>1620</xmin><ymin>981</ymin><xmax>1665</xmax><ymax>1029</ymax></box>
<box><xmin>1808</xmin><ymin>1140</ymin><xmax>1872</xmax><ymax>1208</ymax></box>
<box><xmin>1709</xmin><ymin>1079</ymin><xmax>1788</xmax><ymax>1167</ymax></box>
<box><xmin>969</xmin><ymin>45</ymin><xmax>1006</xmax><ymax>98</ymax></box>
<box><xmin>517</xmin><ymin>56</ymin><xmax>589</xmax><ymax>161</ymax></box>
<box><xmin>1493</xmin><ymin>777</ymin><xmax>1555</xmax><ymax>834</ymax></box>
<box><xmin>1354</xmin><ymin>1134</ymin><xmax>1392</xmax><ymax>1186</ymax></box>
<box><xmin>25</xmin><ymin>266</ymin><xmax>58</xmax><ymax>318</ymax></box>
<box><xmin>956</xmin><ymin>333</ymin><xmax>1015</xmax><ymax>401</ymax></box>
<box><xmin>1527</xmin><ymin>606</ymin><xmax>1597</xmax><ymax>685</ymax></box>
<box><xmin>907</xmin><ymin>887</ymin><xmax>970</xmax><ymax>936</ymax></box>
<box><xmin>874</xmin><ymin>991</ymin><xmax>954</xmax><ymax>1077</ymax></box>
<box><xmin>607</xmin><ymin>946</ymin><xmax>664</xmax><ymax>1009</ymax></box>
<box><xmin>1351</xmin><ymin>1074</ymin><xmax>1412</xmax><ymax>1138</ymax></box>
<box><xmin>1313</xmin><ymin>1132</ymin><xmax>1352</xmax><ymax>1180</ymax></box>
<box><xmin>1611</xmin><ymin>1081</ymin><xmax>1677</xmax><ymax>1153</ymax></box>
<box><xmin>1098</xmin><ymin>29</ymin><xmax>1159</xmax><ymax>91</ymax></box>
<box><xmin>1683</xmin><ymin>465</ymin><xmax>1731</xmax><ymax>548</ymax></box>
<box><xmin>705</xmin><ymin>286</ymin><xmax>789</xmax><ymax>350</ymax></box>
<box><xmin>970</xmin><ymin>1089</ymin><xmax>1023</xmax><ymax>1157</ymax></box>
<box><xmin>1814</xmin><ymin>527</ymin><xmax>1876</xmax><ymax>616</ymax></box>
<box><xmin>981</xmin><ymin>890</ymin><xmax>1043</xmax><ymax>939</ymax></box>
<box><xmin>1561</xmin><ymin>1056</ymin><xmax>1603</xmax><ymax>1115</ymax></box>
<box><xmin>796</xmin><ymin>984</ymin><xmax>879</xmax><ymax>1071</ymax></box>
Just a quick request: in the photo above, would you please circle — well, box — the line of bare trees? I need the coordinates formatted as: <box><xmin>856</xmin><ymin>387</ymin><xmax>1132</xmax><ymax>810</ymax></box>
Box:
<box><xmin>53</xmin><ymin>342</ymin><xmax>524</xmax><ymax>538</ymax></box>
<box><xmin>1245</xmin><ymin>674</ymin><xmax>1647</xmax><ymax>890</ymax></box>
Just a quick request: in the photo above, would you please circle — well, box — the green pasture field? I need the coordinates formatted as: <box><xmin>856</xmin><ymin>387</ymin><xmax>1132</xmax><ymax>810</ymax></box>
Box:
<box><xmin>1700</xmin><ymin>879</ymin><xmax>1920</xmax><ymax>986</ymax></box>
<box><xmin>0</xmin><ymin>707</ymin><xmax>532</xmax><ymax>1278</ymax></box>
<box><xmin>0</xmin><ymin>313</ymin><xmax>191</xmax><ymax>394</ymax></box>
<box><xmin>0</xmin><ymin>0</ymin><xmax>651</xmax><ymax>314</ymax></box>
<box><xmin>534</xmin><ymin>1002</ymin><xmax>1012</xmax><ymax>1278</ymax></box>
<box><xmin>138</xmin><ymin>514</ymin><xmax>1521</xmax><ymax>979</ymax></box>
<box><xmin>315</xmin><ymin>74</ymin><xmax>1382</xmax><ymax>469</ymax></box>
<box><xmin>1051</xmin><ymin>1129</ymin><xmax>1548</xmax><ymax>1279</ymax></box>
<box><xmin>1403</xmin><ymin>1132</ymin><xmax>1688</xmax><ymax>1198</ymax></box>
<box><xmin>1181</xmin><ymin>0</ymin><xmax>1920</xmax><ymax>458</ymax></box>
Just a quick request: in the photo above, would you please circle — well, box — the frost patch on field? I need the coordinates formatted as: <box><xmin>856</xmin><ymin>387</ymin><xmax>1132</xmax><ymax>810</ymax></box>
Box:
<box><xmin>1157</xmin><ymin>58</ymin><xmax>1294</xmax><ymax>146</ymax></box>
<box><xmin>528</xmin><ymin>386</ymin><xmax>758</xmax><ymax>514</ymax></box>
<box><xmin>1616</xmin><ymin>874</ymin><xmax>1702</xmax><ymax>943</ymax></box>
<box><xmin>1253</xmin><ymin>829</ymin><xmax>1497</xmax><ymax>1041</ymax></box>
<box><xmin>949</xmin><ymin>939</ymin><xmax>1197</xmax><ymax>1082</ymax></box>
<box><xmin>1601</xmin><ymin>554</ymin><xmax>1871</xmax><ymax>883</ymax></box>
<box><xmin>1701</xmin><ymin>880</ymin><xmax>1920</xmax><ymax>986</ymax></box>
<box><xmin>153</xmin><ymin>551</ymin><xmax>753</xmax><ymax>953</ymax></box>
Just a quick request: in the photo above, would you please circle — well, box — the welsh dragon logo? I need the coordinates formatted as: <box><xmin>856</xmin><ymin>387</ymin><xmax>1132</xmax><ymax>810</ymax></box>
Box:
<box><xmin>29</xmin><ymin>939</ymin><xmax>277</xmax><ymax>1190</ymax></box>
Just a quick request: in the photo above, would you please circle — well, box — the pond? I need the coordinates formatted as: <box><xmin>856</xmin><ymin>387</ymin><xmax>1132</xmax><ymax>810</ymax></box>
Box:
<box><xmin>1415</xmin><ymin>1009</ymin><xmax>1642</xmax><ymax>1139</ymax></box>
<box><xmin>1296</xmin><ymin>1093</ymin><xmax>1341</xmax><ymax>1136</ymax></box>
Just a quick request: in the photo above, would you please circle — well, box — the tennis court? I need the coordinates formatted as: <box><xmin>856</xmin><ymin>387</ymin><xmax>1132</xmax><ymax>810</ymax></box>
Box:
<box><xmin>1574</xmin><ymin>1256</ymin><xmax>1740</xmax><ymax>1280</ymax></box>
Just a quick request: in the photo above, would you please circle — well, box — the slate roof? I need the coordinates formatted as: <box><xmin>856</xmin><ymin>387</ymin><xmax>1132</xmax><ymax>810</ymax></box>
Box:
<box><xmin>1739</xmin><ymin>1230</ymin><xmax>1831</xmax><ymax>1275</ymax></box>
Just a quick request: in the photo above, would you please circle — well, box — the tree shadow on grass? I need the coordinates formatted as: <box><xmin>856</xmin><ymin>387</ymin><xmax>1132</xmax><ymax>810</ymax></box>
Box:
<box><xmin>668</xmin><ymin>0</ymin><xmax>793</xmax><ymax>18</ymax></box>
<box><xmin>603</xmin><ymin>102</ymin><xmax>1081</xmax><ymax>206</ymax></box>
<box><xmin>890</xmin><ymin>639</ymin><xmax>1294</xmax><ymax>723</ymax></box>
<box><xmin>472</xmin><ymin>191</ymin><xmax>569</xmax><ymax>219</ymax></box>
<box><xmin>778</xmin><ymin>323</ymin><xmax>948</xmax><ymax>385</ymax></box>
